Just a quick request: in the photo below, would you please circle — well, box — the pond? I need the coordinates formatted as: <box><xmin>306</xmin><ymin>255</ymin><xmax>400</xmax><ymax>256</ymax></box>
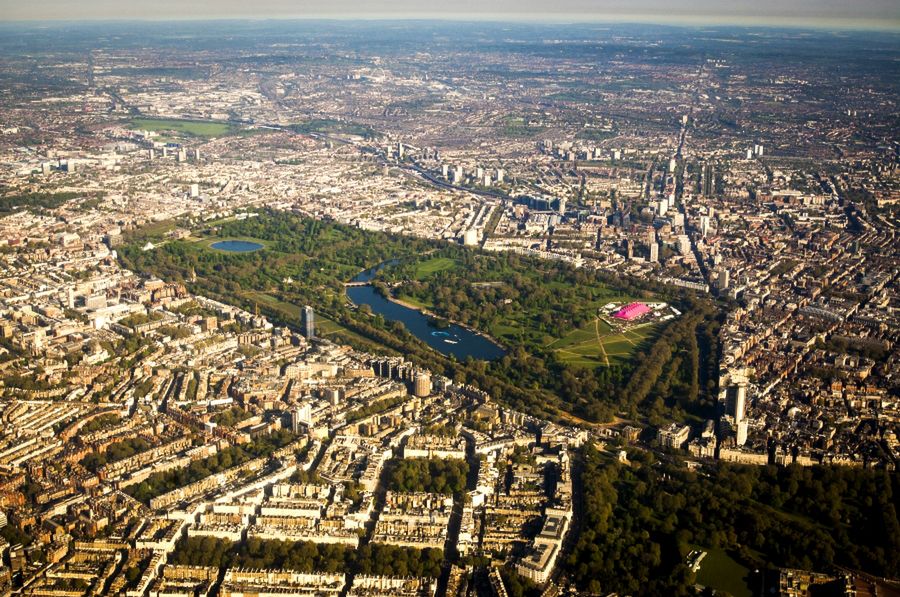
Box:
<box><xmin>211</xmin><ymin>240</ymin><xmax>264</xmax><ymax>253</ymax></box>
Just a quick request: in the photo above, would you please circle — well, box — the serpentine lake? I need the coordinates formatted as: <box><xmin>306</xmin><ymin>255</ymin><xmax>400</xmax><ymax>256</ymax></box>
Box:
<box><xmin>347</xmin><ymin>262</ymin><xmax>506</xmax><ymax>361</ymax></box>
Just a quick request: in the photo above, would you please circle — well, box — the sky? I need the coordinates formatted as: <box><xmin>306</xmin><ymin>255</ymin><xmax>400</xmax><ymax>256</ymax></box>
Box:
<box><xmin>1</xmin><ymin>0</ymin><xmax>898</xmax><ymax>29</ymax></box>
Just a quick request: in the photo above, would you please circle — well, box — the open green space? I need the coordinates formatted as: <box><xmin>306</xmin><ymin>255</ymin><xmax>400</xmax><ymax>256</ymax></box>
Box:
<box><xmin>387</xmin><ymin>458</ymin><xmax>469</xmax><ymax>495</ymax></box>
<box><xmin>123</xmin><ymin>430</ymin><xmax>295</xmax><ymax>504</ymax></box>
<box><xmin>568</xmin><ymin>445</ymin><xmax>900</xmax><ymax>595</ymax></box>
<box><xmin>241</xmin><ymin>290</ymin><xmax>391</xmax><ymax>354</ymax></box>
<box><xmin>548</xmin><ymin>317</ymin><xmax>659</xmax><ymax>368</ymax></box>
<box><xmin>289</xmin><ymin>119</ymin><xmax>376</xmax><ymax>138</ymax></box>
<box><xmin>501</xmin><ymin>115</ymin><xmax>545</xmax><ymax>137</ymax></box>
<box><xmin>119</xmin><ymin>209</ymin><xmax>720</xmax><ymax>424</ymax></box>
<box><xmin>170</xmin><ymin>536</ymin><xmax>442</xmax><ymax>578</ymax></box>
<box><xmin>691</xmin><ymin>545</ymin><xmax>753</xmax><ymax>597</ymax></box>
<box><xmin>414</xmin><ymin>256</ymin><xmax>458</xmax><ymax>279</ymax></box>
<box><xmin>0</xmin><ymin>190</ymin><xmax>82</xmax><ymax>214</ymax></box>
<box><xmin>128</xmin><ymin>117</ymin><xmax>236</xmax><ymax>138</ymax></box>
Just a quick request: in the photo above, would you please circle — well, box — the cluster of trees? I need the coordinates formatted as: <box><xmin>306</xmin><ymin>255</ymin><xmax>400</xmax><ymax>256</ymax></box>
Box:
<box><xmin>354</xmin><ymin>544</ymin><xmax>443</xmax><ymax>578</ymax></box>
<box><xmin>345</xmin><ymin>395</ymin><xmax>406</xmax><ymax>423</ymax></box>
<box><xmin>387</xmin><ymin>458</ymin><xmax>469</xmax><ymax>495</ymax></box>
<box><xmin>125</xmin><ymin>430</ymin><xmax>294</xmax><ymax>503</ymax></box>
<box><xmin>80</xmin><ymin>437</ymin><xmax>151</xmax><ymax>473</ymax></box>
<box><xmin>0</xmin><ymin>190</ymin><xmax>81</xmax><ymax>214</ymax></box>
<box><xmin>568</xmin><ymin>445</ymin><xmax>900</xmax><ymax>595</ymax></box>
<box><xmin>79</xmin><ymin>413</ymin><xmax>121</xmax><ymax>434</ymax></box>
<box><xmin>819</xmin><ymin>335</ymin><xmax>890</xmax><ymax>361</ymax></box>
<box><xmin>211</xmin><ymin>406</ymin><xmax>253</xmax><ymax>427</ymax></box>
<box><xmin>384</xmin><ymin>249</ymin><xmax>653</xmax><ymax>349</ymax></box>
<box><xmin>169</xmin><ymin>537</ymin><xmax>442</xmax><ymax>578</ymax></box>
<box><xmin>618</xmin><ymin>300</ymin><xmax>721</xmax><ymax>425</ymax></box>
<box><xmin>289</xmin><ymin>119</ymin><xmax>377</xmax><ymax>139</ymax></box>
<box><xmin>499</xmin><ymin>567</ymin><xmax>542</xmax><ymax>597</ymax></box>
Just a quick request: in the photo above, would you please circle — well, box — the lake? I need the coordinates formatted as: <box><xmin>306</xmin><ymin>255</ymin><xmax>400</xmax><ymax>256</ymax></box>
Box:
<box><xmin>347</xmin><ymin>263</ymin><xmax>505</xmax><ymax>361</ymax></box>
<box><xmin>211</xmin><ymin>240</ymin><xmax>264</xmax><ymax>253</ymax></box>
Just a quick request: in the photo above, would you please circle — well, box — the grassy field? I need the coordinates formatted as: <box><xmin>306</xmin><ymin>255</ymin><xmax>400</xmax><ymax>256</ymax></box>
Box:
<box><xmin>128</xmin><ymin>118</ymin><xmax>236</xmax><ymax>138</ymax></box>
<box><xmin>501</xmin><ymin>115</ymin><xmax>545</xmax><ymax>138</ymax></box>
<box><xmin>414</xmin><ymin>257</ymin><xmax>457</xmax><ymax>279</ymax></box>
<box><xmin>690</xmin><ymin>546</ymin><xmax>753</xmax><ymax>597</ymax></box>
<box><xmin>547</xmin><ymin>318</ymin><xmax>659</xmax><ymax>367</ymax></box>
<box><xmin>397</xmin><ymin>294</ymin><xmax>434</xmax><ymax>310</ymax></box>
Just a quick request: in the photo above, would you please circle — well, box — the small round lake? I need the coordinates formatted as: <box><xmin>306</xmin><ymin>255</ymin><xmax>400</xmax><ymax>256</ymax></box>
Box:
<box><xmin>211</xmin><ymin>240</ymin><xmax>264</xmax><ymax>253</ymax></box>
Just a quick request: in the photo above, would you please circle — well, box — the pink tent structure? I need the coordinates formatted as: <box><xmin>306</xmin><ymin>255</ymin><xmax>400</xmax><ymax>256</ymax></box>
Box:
<box><xmin>612</xmin><ymin>302</ymin><xmax>651</xmax><ymax>321</ymax></box>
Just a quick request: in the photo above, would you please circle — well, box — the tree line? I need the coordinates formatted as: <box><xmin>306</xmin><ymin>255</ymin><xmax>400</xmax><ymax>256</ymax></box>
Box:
<box><xmin>567</xmin><ymin>444</ymin><xmax>900</xmax><ymax>595</ymax></box>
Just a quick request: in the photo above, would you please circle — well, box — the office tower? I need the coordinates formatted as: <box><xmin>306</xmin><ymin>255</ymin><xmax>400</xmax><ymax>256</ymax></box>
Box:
<box><xmin>702</xmin><ymin>162</ymin><xmax>714</xmax><ymax>197</ymax></box>
<box><xmin>719</xmin><ymin>268</ymin><xmax>730</xmax><ymax>290</ymax></box>
<box><xmin>302</xmin><ymin>305</ymin><xmax>315</xmax><ymax>339</ymax></box>
<box><xmin>292</xmin><ymin>403</ymin><xmax>312</xmax><ymax>433</ymax></box>
<box><xmin>726</xmin><ymin>384</ymin><xmax>747</xmax><ymax>423</ymax></box>
<box><xmin>700</xmin><ymin>215</ymin><xmax>710</xmax><ymax>237</ymax></box>
<box><xmin>413</xmin><ymin>372</ymin><xmax>432</xmax><ymax>397</ymax></box>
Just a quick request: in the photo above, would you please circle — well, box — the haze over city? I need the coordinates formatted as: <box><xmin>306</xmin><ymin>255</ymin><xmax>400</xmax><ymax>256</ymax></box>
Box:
<box><xmin>1</xmin><ymin>0</ymin><xmax>899</xmax><ymax>28</ymax></box>
<box><xmin>0</xmin><ymin>5</ymin><xmax>897</xmax><ymax>597</ymax></box>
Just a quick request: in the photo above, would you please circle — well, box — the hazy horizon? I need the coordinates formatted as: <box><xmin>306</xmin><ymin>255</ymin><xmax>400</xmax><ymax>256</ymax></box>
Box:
<box><xmin>1</xmin><ymin>0</ymin><xmax>898</xmax><ymax>31</ymax></box>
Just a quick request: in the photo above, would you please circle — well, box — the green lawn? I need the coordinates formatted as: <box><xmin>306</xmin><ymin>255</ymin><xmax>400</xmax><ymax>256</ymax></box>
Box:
<box><xmin>397</xmin><ymin>294</ymin><xmax>433</xmax><ymax>310</ymax></box>
<box><xmin>691</xmin><ymin>545</ymin><xmax>754</xmax><ymax>597</ymax></box>
<box><xmin>128</xmin><ymin>118</ymin><xmax>236</xmax><ymax>138</ymax></box>
<box><xmin>415</xmin><ymin>257</ymin><xmax>457</xmax><ymax>279</ymax></box>
<box><xmin>547</xmin><ymin>318</ymin><xmax>659</xmax><ymax>368</ymax></box>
